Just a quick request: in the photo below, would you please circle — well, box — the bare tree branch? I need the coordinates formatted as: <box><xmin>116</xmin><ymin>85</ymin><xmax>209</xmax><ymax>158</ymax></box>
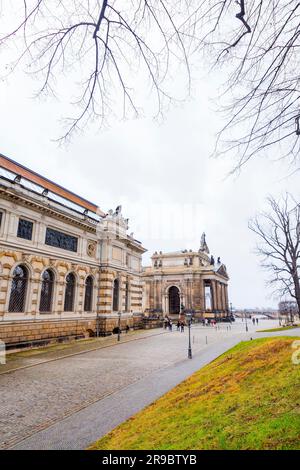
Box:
<box><xmin>1</xmin><ymin>0</ymin><xmax>300</xmax><ymax>166</ymax></box>
<box><xmin>249</xmin><ymin>193</ymin><xmax>300</xmax><ymax>314</ymax></box>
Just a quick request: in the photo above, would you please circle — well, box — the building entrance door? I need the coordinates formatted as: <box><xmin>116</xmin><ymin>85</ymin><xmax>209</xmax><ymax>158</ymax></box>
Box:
<box><xmin>168</xmin><ymin>286</ymin><xmax>180</xmax><ymax>314</ymax></box>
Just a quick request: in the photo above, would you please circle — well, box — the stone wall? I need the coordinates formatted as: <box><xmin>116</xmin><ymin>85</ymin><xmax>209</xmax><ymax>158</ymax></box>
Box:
<box><xmin>142</xmin><ymin>317</ymin><xmax>163</xmax><ymax>329</ymax></box>
<box><xmin>0</xmin><ymin>319</ymin><xmax>96</xmax><ymax>349</ymax></box>
<box><xmin>0</xmin><ymin>313</ymin><xmax>147</xmax><ymax>348</ymax></box>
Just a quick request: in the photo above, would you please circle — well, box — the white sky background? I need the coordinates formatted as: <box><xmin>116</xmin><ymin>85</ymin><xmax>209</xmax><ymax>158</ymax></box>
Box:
<box><xmin>1</xmin><ymin>5</ymin><xmax>300</xmax><ymax>309</ymax></box>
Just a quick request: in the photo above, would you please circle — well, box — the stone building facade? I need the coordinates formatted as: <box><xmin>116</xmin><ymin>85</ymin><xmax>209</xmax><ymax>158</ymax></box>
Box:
<box><xmin>0</xmin><ymin>154</ymin><xmax>146</xmax><ymax>347</ymax></box>
<box><xmin>142</xmin><ymin>234</ymin><xmax>229</xmax><ymax>320</ymax></box>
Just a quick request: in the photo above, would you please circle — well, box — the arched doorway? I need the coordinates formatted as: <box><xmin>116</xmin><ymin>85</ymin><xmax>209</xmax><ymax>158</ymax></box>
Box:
<box><xmin>168</xmin><ymin>286</ymin><xmax>180</xmax><ymax>314</ymax></box>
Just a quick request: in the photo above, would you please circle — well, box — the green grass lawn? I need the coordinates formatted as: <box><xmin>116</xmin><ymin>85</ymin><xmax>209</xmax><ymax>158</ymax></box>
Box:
<box><xmin>257</xmin><ymin>325</ymin><xmax>300</xmax><ymax>333</ymax></box>
<box><xmin>89</xmin><ymin>337</ymin><xmax>300</xmax><ymax>450</ymax></box>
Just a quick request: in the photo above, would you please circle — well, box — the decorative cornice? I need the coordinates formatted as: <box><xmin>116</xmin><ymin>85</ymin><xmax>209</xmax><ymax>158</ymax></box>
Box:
<box><xmin>0</xmin><ymin>186</ymin><xmax>97</xmax><ymax>233</ymax></box>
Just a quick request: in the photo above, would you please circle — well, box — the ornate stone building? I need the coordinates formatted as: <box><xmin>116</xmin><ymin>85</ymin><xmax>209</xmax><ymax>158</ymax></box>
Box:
<box><xmin>0</xmin><ymin>154</ymin><xmax>230</xmax><ymax>347</ymax></box>
<box><xmin>0</xmin><ymin>154</ymin><xmax>146</xmax><ymax>347</ymax></box>
<box><xmin>142</xmin><ymin>234</ymin><xmax>229</xmax><ymax>319</ymax></box>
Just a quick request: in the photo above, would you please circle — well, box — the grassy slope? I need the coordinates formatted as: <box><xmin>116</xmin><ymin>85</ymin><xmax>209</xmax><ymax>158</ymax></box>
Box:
<box><xmin>89</xmin><ymin>337</ymin><xmax>300</xmax><ymax>450</ymax></box>
<box><xmin>257</xmin><ymin>325</ymin><xmax>300</xmax><ymax>333</ymax></box>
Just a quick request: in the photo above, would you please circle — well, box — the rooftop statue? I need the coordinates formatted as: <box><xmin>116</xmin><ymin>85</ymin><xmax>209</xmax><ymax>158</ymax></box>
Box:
<box><xmin>200</xmin><ymin>232</ymin><xmax>210</xmax><ymax>254</ymax></box>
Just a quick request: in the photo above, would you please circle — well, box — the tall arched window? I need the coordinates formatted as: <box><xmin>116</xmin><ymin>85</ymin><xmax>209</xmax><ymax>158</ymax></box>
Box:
<box><xmin>39</xmin><ymin>269</ymin><xmax>54</xmax><ymax>313</ymax></box>
<box><xmin>113</xmin><ymin>278</ymin><xmax>119</xmax><ymax>312</ymax></box>
<box><xmin>64</xmin><ymin>273</ymin><xmax>75</xmax><ymax>312</ymax></box>
<box><xmin>84</xmin><ymin>276</ymin><xmax>93</xmax><ymax>312</ymax></box>
<box><xmin>8</xmin><ymin>265</ymin><xmax>28</xmax><ymax>312</ymax></box>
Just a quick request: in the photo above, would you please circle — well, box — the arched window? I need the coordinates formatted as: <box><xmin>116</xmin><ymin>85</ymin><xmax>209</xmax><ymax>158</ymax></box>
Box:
<box><xmin>84</xmin><ymin>276</ymin><xmax>93</xmax><ymax>312</ymax></box>
<box><xmin>64</xmin><ymin>273</ymin><xmax>75</xmax><ymax>312</ymax></box>
<box><xmin>113</xmin><ymin>278</ymin><xmax>119</xmax><ymax>312</ymax></box>
<box><xmin>8</xmin><ymin>265</ymin><xmax>28</xmax><ymax>312</ymax></box>
<box><xmin>39</xmin><ymin>269</ymin><xmax>54</xmax><ymax>313</ymax></box>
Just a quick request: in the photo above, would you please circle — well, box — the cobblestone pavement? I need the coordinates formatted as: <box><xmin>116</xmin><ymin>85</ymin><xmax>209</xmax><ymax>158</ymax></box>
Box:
<box><xmin>0</xmin><ymin>319</ymin><xmax>286</xmax><ymax>449</ymax></box>
<box><xmin>0</xmin><ymin>329</ymin><xmax>166</xmax><ymax>375</ymax></box>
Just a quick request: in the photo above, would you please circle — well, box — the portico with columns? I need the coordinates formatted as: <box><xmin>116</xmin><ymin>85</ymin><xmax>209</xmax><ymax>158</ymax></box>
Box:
<box><xmin>142</xmin><ymin>234</ymin><xmax>229</xmax><ymax>319</ymax></box>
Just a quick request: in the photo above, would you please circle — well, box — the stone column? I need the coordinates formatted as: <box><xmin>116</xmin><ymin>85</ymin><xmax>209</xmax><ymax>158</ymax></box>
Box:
<box><xmin>185</xmin><ymin>279</ymin><xmax>190</xmax><ymax>309</ymax></box>
<box><xmin>201</xmin><ymin>280</ymin><xmax>206</xmax><ymax>311</ymax></box>
<box><xmin>155</xmin><ymin>279</ymin><xmax>161</xmax><ymax>310</ymax></box>
<box><xmin>98</xmin><ymin>269</ymin><xmax>115</xmax><ymax>315</ymax></box>
<box><xmin>225</xmin><ymin>284</ymin><xmax>229</xmax><ymax>312</ymax></box>
<box><xmin>144</xmin><ymin>281</ymin><xmax>151</xmax><ymax>311</ymax></box>
<box><xmin>223</xmin><ymin>284</ymin><xmax>227</xmax><ymax>311</ymax></box>
<box><xmin>211</xmin><ymin>281</ymin><xmax>217</xmax><ymax>312</ymax></box>
<box><xmin>30</xmin><ymin>267</ymin><xmax>41</xmax><ymax>317</ymax></box>
<box><xmin>219</xmin><ymin>283</ymin><xmax>224</xmax><ymax>311</ymax></box>
<box><xmin>215</xmin><ymin>282</ymin><xmax>220</xmax><ymax>311</ymax></box>
<box><xmin>0</xmin><ymin>253</ymin><xmax>15</xmax><ymax>318</ymax></box>
<box><xmin>164</xmin><ymin>291</ymin><xmax>168</xmax><ymax>315</ymax></box>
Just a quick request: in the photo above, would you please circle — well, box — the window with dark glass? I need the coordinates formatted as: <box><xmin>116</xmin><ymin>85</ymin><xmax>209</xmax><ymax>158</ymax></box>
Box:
<box><xmin>8</xmin><ymin>265</ymin><xmax>28</xmax><ymax>312</ymax></box>
<box><xmin>64</xmin><ymin>273</ymin><xmax>75</xmax><ymax>311</ymax></box>
<box><xmin>39</xmin><ymin>269</ymin><xmax>54</xmax><ymax>313</ymax></box>
<box><xmin>17</xmin><ymin>219</ymin><xmax>33</xmax><ymax>240</ymax></box>
<box><xmin>45</xmin><ymin>228</ymin><xmax>78</xmax><ymax>252</ymax></box>
<box><xmin>84</xmin><ymin>276</ymin><xmax>93</xmax><ymax>312</ymax></box>
<box><xmin>113</xmin><ymin>279</ymin><xmax>119</xmax><ymax>312</ymax></box>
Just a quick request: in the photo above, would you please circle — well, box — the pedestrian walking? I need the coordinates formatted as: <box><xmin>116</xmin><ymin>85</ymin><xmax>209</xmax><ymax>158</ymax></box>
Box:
<box><xmin>177</xmin><ymin>321</ymin><xmax>180</xmax><ymax>331</ymax></box>
<box><xmin>256</xmin><ymin>318</ymin><xmax>259</xmax><ymax>325</ymax></box>
<box><xmin>180</xmin><ymin>322</ymin><xmax>184</xmax><ymax>333</ymax></box>
<box><xmin>169</xmin><ymin>320</ymin><xmax>173</xmax><ymax>331</ymax></box>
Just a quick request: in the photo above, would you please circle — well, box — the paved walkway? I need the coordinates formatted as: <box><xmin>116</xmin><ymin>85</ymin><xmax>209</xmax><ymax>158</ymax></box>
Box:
<box><xmin>1</xmin><ymin>320</ymin><xmax>298</xmax><ymax>450</ymax></box>
<box><xmin>12</xmin><ymin>336</ymin><xmax>244</xmax><ymax>450</ymax></box>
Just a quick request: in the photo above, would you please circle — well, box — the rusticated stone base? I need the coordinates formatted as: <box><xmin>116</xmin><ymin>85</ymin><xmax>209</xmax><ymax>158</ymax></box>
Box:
<box><xmin>0</xmin><ymin>313</ymin><xmax>146</xmax><ymax>349</ymax></box>
<box><xmin>142</xmin><ymin>318</ymin><xmax>164</xmax><ymax>329</ymax></box>
<box><xmin>0</xmin><ymin>319</ymin><xmax>96</xmax><ymax>349</ymax></box>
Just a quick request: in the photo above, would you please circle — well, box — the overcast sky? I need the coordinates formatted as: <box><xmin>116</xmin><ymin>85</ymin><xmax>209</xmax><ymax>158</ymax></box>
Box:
<box><xmin>1</xmin><ymin>51</ymin><xmax>300</xmax><ymax>310</ymax></box>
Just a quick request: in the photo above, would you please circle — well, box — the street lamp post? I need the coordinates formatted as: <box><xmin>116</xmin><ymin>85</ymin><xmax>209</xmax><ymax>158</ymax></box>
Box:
<box><xmin>96</xmin><ymin>312</ymin><xmax>100</xmax><ymax>338</ymax></box>
<box><xmin>186</xmin><ymin>312</ymin><xmax>192</xmax><ymax>359</ymax></box>
<box><xmin>117</xmin><ymin>311</ymin><xmax>121</xmax><ymax>342</ymax></box>
<box><xmin>230</xmin><ymin>302</ymin><xmax>233</xmax><ymax>322</ymax></box>
<box><xmin>245</xmin><ymin>311</ymin><xmax>248</xmax><ymax>332</ymax></box>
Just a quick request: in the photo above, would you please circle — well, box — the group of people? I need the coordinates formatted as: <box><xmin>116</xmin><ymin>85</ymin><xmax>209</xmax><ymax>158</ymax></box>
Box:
<box><xmin>201</xmin><ymin>318</ymin><xmax>217</xmax><ymax>327</ymax></box>
<box><xmin>163</xmin><ymin>317</ymin><xmax>185</xmax><ymax>332</ymax></box>
<box><xmin>252</xmin><ymin>317</ymin><xmax>259</xmax><ymax>325</ymax></box>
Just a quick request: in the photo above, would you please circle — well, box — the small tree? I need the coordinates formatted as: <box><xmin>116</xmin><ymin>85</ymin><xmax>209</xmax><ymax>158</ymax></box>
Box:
<box><xmin>249</xmin><ymin>194</ymin><xmax>300</xmax><ymax>314</ymax></box>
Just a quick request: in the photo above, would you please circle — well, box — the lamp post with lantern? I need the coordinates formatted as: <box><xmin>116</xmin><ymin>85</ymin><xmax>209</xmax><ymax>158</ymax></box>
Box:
<box><xmin>185</xmin><ymin>311</ymin><xmax>192</xmax><ymax>359</ymax></box>
<box><xmin>117</xmin><ymin>311</ymin><xmax>121</xmax><ymax>342</ymax></box>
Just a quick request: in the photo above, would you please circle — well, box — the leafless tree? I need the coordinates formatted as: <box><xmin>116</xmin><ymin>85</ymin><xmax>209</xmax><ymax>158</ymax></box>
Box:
<box><xmin>0</xmin><ymin>0</ymin><xmax>196</xmax><ymax>140</ymax></box>
<box><xmin>1</xmin><ymin>0</ymin><xmax>300</xmax><ymax>162</ymax></box>
<box><xmin>249</xmin><ymin>194</ymin><xmax>300</xmax><ymax>314</ymax></box>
